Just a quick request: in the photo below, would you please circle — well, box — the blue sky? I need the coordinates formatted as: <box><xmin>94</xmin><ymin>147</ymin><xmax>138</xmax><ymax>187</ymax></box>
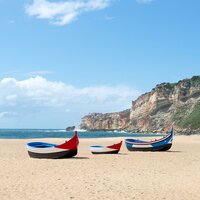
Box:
<box><xmin>0</xmin><ymin>0</ymin><xmax>200</xmax><ymax>128</ymax></box>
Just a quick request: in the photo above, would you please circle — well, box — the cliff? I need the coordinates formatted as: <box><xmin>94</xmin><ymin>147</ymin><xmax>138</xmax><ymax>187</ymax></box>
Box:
<box><xmin>80</xmin><ymin>76</ymin><xmax>200</xmax><ymax>133</ymax></box>
<box><xmin>81</xmin><ymin>109</ymin><xmax>130</xmax><ymax>131</ymax></box>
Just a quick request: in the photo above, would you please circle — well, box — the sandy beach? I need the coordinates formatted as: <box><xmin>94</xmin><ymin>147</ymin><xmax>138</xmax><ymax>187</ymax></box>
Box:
<box><xmin>0</xmin><ymin>136</ymin><xmax>200</xmax><ymax>200</ymax></box>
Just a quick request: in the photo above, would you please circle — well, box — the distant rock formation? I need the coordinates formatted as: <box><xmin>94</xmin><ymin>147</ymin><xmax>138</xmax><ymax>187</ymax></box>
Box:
<box><xmin>80</xmin><ymin>76</ymin><xmax>200</xmax><ymax>134</ymax></box>
<box><xmin>80</xmin><ymin>110</ymin><xmax>130</xmax><ymax>131</ymax></box>
<box><xmin>66</xmin><ymin>126</ymin><xmax>75</xmax><ymax>132</ymax></box>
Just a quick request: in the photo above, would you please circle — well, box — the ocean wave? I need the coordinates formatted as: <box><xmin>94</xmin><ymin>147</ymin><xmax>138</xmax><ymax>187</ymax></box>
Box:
<box><xmin>43</xmin><ymin>130</ymin><xmax>66</xmax><ymax>133</ymax></box>
<box><xmin>75</xmin><ymin>129</ymin><xmax>87</xmax><ymax>132</ymax></box>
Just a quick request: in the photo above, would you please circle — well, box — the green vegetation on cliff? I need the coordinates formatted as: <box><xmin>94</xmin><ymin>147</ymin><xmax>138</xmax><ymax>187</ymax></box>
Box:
<box><xmin>173</xmin><ymin>106</ymin><xmax>188</xmax><ymax>125</ymax></box>
<box><xmin>174</xmin><ymin>102</ymin><xmax>200</xmax><ymax>129</ymax></box>
<box><xmin>179</xmin><ymin>102</ymin><xmax>200</xmax><ymax>129</ymax></box>
<box><xmin>191</xmin><ymin>76</ymin><xmax>200</xmax><ymax>86</ymax></box>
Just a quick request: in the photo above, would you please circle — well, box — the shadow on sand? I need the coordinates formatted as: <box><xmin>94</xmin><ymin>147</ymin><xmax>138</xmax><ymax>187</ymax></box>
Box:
<box><xmin>72</xmin><ymin>156</ymin><xmax>90</xmax><ymax>160</ymax></box>
<box><xmin>148</xmin><ymin>150</ymin><xmax>183</xmax><ymax>153</ymax></box>
<box><xmin>165</xmin><ymin>150</ymin><xmax>182</xmax><ymax>153</ymax></box>
<box><xmin>124</xmin><ymin>150</ymin><xmax>182</xmax><ymax>153</ymax></box>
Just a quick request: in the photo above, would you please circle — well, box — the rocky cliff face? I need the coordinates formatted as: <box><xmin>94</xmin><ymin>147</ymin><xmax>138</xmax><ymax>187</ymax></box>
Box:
<box><xmin>81</xmin><ymin>110</ymin><xmax>130</xmax><ymax>131</ymax></box>
<box><xmin>80</xmin><ymin>76</ymin><xmax>200</xmax><ymax>132</ymax></box>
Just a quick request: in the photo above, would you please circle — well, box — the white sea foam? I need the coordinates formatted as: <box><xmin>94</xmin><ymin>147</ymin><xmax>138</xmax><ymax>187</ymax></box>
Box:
<box><xmin>75</xmin><ymin>129</ymin><xmax>87</xmax><ymax>132</ymax></box>
<box><xmin>44</xmin><ymin>129</ymin><xmax>66</xmax><ymax>133</ymax></box>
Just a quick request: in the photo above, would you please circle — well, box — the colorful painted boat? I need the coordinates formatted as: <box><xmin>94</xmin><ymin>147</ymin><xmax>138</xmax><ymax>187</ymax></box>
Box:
<box><xmin>125</xmin><ymin>128</ymin><xmax>174</xmax><ymax>151</ymax></box>
<box><xmin>27</xmin><ymin>131</ymin><xmax>79</xmax><ymax>159</ymax></box>
<box><xmin>90</xmin><ymin>141</ymin><xmax>122</xmax><ymax>154</ymax></box>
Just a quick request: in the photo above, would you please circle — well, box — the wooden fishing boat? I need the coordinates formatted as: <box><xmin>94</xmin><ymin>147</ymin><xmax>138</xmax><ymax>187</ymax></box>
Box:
<box><xmin>90</xmin><ymin>141</ymin><xmax>122</xmax><ymax>154</ymax></box>
<box><xmin>125</xmin><ymin>128</ymin><xmax>174</xmax><ymax>152</ymax></box>
<box><xmin>27</xmin><ymin>131</ymin><xmax>79</xmax><ymax>159</ymax></box>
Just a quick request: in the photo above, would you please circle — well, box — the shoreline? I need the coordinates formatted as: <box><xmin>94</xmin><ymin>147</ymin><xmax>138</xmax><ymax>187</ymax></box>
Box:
<box><xmin>0</xmin><ymin>133</ymin><xmax>200</xmax><ymax>140</ymax></box>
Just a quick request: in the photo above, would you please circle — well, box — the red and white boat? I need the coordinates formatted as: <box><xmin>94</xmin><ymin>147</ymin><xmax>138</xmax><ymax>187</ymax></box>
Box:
<box><xmin>27</xmin><ymin>131</ymin><xmax>79</xmax><ymax>159</ymax></box>
<box><xmin>90</xmin><ymin>141</ymin><xmax>122</xmax><ymax>154</ymax></box>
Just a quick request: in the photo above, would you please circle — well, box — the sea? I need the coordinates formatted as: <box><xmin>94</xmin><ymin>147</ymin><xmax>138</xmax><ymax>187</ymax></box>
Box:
<box><xmin>0</xmin><ymin>129</ymin><xmax>164</xmax><ymax>139</ymax></box>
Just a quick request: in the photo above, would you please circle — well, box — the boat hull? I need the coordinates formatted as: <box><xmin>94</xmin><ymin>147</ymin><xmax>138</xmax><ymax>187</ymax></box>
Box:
<box><xmin>91</xmin><ymin>150</ymin><xmax>120</xmax><ymax>154</ymax></box>
<box><xmin>126</xmin><ymin>143</ymin><xmax>172</xmax><ymax>152</ymax></box>
<box><xmin>28</xmin><ymin>149</ymin><xmax>77</xmax><ymax>159</ymax></box>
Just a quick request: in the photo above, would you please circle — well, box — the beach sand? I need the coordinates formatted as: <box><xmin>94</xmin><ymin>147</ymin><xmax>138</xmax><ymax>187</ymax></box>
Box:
<box><xmin>0</xmin><ymin>136</ymin><xmax>200</xmax><ymax>200</ymax></box>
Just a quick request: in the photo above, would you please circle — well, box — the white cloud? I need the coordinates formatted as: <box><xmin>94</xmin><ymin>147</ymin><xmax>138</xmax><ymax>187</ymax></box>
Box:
<box><xmin>0</xmin><ymin>76</ymin><xmax>140</xmax><ymax>111</ymax></box>
<box><xmin>136</xmin><ymin>0</ymin><xmax>154</xmax><ymax>4</ymax></box>
<box><xmin>25</xmin><ymin>0</ymin><xmax>112</xmax><ymax>26</ymax></box>
<box><xmin>27</xmin><ymin>70</ymin><xmax>54</xmax><ymax>76</ymax></box>
<box><xmin>0</xmin><ymin>112</ymin><xmax>21</xmax><ymax>118</ymax></box>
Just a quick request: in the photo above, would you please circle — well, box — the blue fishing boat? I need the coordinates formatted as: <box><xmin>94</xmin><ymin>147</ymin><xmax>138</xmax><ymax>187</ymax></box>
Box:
<box><xmin>125</xmin><ymin>128</ymin><xmax>174</xmax><ymax>151</ymax></box>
